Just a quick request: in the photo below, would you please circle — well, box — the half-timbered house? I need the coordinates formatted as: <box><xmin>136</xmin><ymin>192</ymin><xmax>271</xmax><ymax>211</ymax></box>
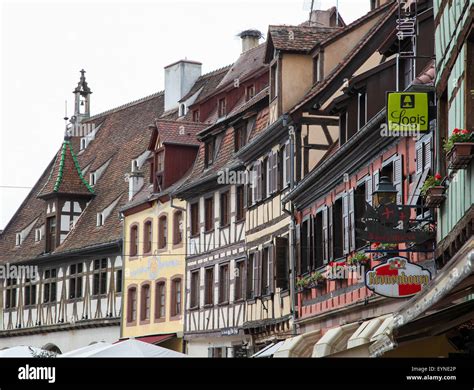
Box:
<box><xmin>0</xmin><ymin>71</ymin><xmax>166</xmax><ymax>353</ymax></box>
<box><xmin>280</xmin><ymin>0</ymin><xmax>439</xmax><ymax>357</ymax></box>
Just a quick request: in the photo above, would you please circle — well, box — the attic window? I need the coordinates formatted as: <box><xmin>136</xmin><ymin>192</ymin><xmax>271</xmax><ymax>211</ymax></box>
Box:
<box><xmin>35</xmin><ymin>227</ymin><xmax>43</xmax><ymax>242</ymax></box>
<box><xmin>218</xmin><ymin>98</ymin><xmax>226</xmax><ymax>118</ymax></box>
<box><xmin>246</xmin><ymin>85</ymin><xmax>255</xmax><ymax>101</ymax></box>
<box><xmin>192</xmin><ymin>109</ymin><xmax>200</xmax><ymax>122</ymax></box>
<box><xmin>90</xmin><ymin>172</ymin><xmax>96</xmax><ymax>186</ymax></box>
<box><xmin>97</xmin><ymin>213</ymin><xmax>104</xmax><ymax>227</ymax></box>
<box><xmin>131</xmin><ymin>159</ymin><xmax>140</xmax><ymax>172</ymax></box>
<box><xmin>15</xmin><ymin>233</ymin><xmax>22</xmax><ymax>246</ymax></box>
<box><xmin>179</xmin><ymin>103</ymin><xmax>187</xmax><ymax>117</ymax></box>
<box><xmin>80</xmin><ymin>138</ymin><xmax>87</xmax><ymax>151</ymax></box>
<box><xmin>205</xmin><ymin>138</ymin><xmax>215</xmax><ymax>168</ymax></box>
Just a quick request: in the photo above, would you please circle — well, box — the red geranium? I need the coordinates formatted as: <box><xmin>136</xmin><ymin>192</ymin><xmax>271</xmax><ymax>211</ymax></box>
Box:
<box><xmin>453</xmin><ymin>128</ymin><xmax>461</xmax><ymax>134</ymax></box>
<box><xmin>435</xmin><ymin>173</ymin><xmax>442</xmax><ymax>181</ymax></box>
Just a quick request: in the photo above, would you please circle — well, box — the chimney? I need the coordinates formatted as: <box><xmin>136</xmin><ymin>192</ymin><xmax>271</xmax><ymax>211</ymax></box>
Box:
<box><xmin>164</xmin><ymin>60</ymin><xmax>202</xmax><ymax>112</ymax></box>
<box><xmin>238</xmin><ymin>30</ymin><xmax>262</xmax><ymax>53</ymax></box>
<box><xmin>128</xmin><ymin>170</ymin><xmax>144</xmax><ymax>201</ymax></box>
<box><xmin>309</xmin><ymin>7</ymin><xmax>342</xmax><ymax>27</ymax></box>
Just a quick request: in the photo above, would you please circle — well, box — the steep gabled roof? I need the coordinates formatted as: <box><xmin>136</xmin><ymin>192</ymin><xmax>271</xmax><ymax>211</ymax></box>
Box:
<box><xmin>150</xmin><ymin>119</ymin><xmax>206</xmax><ymax>148</ymax></box>
<box><xmin>37</xmin><ymin>139</ymin><xmax>94</xmax><ymax>198</ymax></box>
<box><xmin>0</xmin><ymin>91</ymin><xmax>165</xmax><ymax>262</ymax></box>
<box><xmin>180</xmin><ymin>65</ymin><xmax>232</xmax><ymax>104</ymax></box>
<box><xmin>290</xmin><ymin>2</ymin><xmax>398</xmax><ymax>114</ymax></box>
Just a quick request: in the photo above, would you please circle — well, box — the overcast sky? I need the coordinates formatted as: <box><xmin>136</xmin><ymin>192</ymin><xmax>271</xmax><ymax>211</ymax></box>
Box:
<box><xmin>0</xmin><ymin>0</ymin><xmax>370</xmax><ymax>229</ymax></box>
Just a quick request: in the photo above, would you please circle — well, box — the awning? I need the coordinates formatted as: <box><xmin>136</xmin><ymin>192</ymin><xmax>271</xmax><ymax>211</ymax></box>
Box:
<box><xmin>251</xmin><ymin>341</ymin><xmax>285</xmax><ymax>358</ymax></box>
<box><xmin>370</xmin><ymin>237</ymin><xmax>474</xmax><ymax>357</ymax></box>
<box><xmin>273</xmin><ymin>329</ymin><xmax>322</xmax><ymax>358</ymax></box>
<box><xmin>116</xmin><ymin>333</ymin><xmax>176</xmax><ymax>345</ymax></box>
<box><xmin>312</xmin><ymin>315</ymin><xmax>393</xmax><ymax>357</ymax></box>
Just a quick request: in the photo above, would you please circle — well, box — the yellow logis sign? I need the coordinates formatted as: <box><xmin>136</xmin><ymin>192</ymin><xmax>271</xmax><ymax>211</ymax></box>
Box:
<box><xmin>387</xmin><ymin>92</ymin><xmax>429</xmax><ymax>132</ymax></box>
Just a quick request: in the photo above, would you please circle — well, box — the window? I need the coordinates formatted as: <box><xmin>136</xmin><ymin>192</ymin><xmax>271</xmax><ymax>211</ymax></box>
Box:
<box><xmin>15</xmin><ymin>233</ymin><xmax>22</xmax><ymax>246</ymax></box>
<box><xmin>140</xmin><ymin>284</ymin><xmax>151</xmax><ymax>321</ymax></box>
<box><xmin>218</xmin><ymin>98</ymin><xmax>226</xmax><ymax>117</ymax></box>
<box><xmin>333</xmin><ymin>198</ymin><xmax>344</xmax><ymax>259</ymax></box>
<box><xmin>283</xmin><ymin>143</ymin><xmax>291</xmax><ymax>186</ymax></box>
<box><xmin>192</xmin><ymin>109</ymin><xmax>200</xmax><ymax>122</ymax></box>
<box><xmin>127</xmin><ymin>287</ymin><xmax>137</xmax><ymax>323</ymax></box>
<box><xmin>158</xmin><ymin>216</ymin><xmax>168</xmax><ymax>249</ymax></box>
<box><xmin>116</xmin><ymin>269</ymin><xmax>123</xmax><ymax>293</ymax></box>
<box><xmin>235</xmin><ymin>260</ymin><xmax>246</xmax><ymax>300</ymax></box>
<box><xmin>300</xmin><ymin>219</ymin><xmax>310</xmax><ymax>273</ymax></box>
<box><xmin>355</xmin><ymin>183</ymin><xmax>367</xmax><ymax>249</ymax></box>
<box><xmin>261</xmin><ymin>157</ymin><xmax>268</xmax><ymax>199</ymax></box>
<box><xmin>190</xmin><ymin>270</ymin><xmax>200</xmax><ymax>308</ymax></box>
<box><xmin>156</xmin><ymin>151</ymin><xmax>164</xmax><ymax>172</ymax></box>
<box><xmin>69</xmin><ymin>263</ymin><xmax>83</xmax><ymax>299</ymax></box>
<box><xmin>130</xmin><ymin>225</ymin><xmax>138</xmax><ymax>257</ymax></box>
<box><xmin>5</xmin><ymin>278</ymin><xmax>17</xmax><ymax>309</ymax></box>
<box><xmin>261</xmin><ymin>247</ymin><xmax>274</xmax><ymax>295</ymax></box>
<box><xmin>35</xmin><ymin>227</ymin><xmax>42</xmax><ymax>242</ymax></box>
<box><xmin>93</xmin><ymin>258</ymin><xmax>107</xmax><ymax>296</ymax></box>
<box><xmin>236</xmin><ymin>186</ymin><xmax>245</xmax><ymax>221</ymax></box>
<box><xmin>313</xmin><ymin>54</ymin><xmax>321</xmax><ymax>83</ymax></box>
<box><xmin>173</xmin><ymin>211</ymin><xmax>183</xmax><ymax>245</ymax></box>
<box><xmin>205</xmin><ymin>138</ymin><xmax>215</xmax><ymax>167</ymax></box>
<box><xmin>234</xmin><ymin>125</ymin><xmax>247</xmax><ymax>151</ymax></box>
<box><xmin>90</xmin><ymin>172</ymin><xmax>96</xmax><ymax>186</ymax></box>
<box><xmin>155</xmin><ymin>281</ymin><xmax>166</xmax><ymax>319</ymax></box>
<box><xmin>246</xmin><ymin>84</ymin><xmax>255</xmax><ymax>101</ymax></box>
<box><xmin>220</xmin><ymin>191</ymin><xmax>230</xmax><ymax>227</ymax></box>
<box><xmin>358</xmin><ymin>91</ymin><xmax>367</xmax><ymax>130</ymax></box>
<box><xmin>24</xmin><ymin>278</ymin><xmax>36</xmax><ymax>306</ymax></box>
<box><xmin>204</xmin><ymin>267</ymin><xmax>214</xmax><ymax>305</ymax></box>
<box><xmin>46</xmin><ymin>216</ymin><xmax>57</xmax><ymax>252</ymax></box>
<box><xmin>43</xmin><ymin>269</ymin><xmax>57</xmax><ymax>303</ymax></box>
<box><xmin>190</xmin><ymin>202</ymin><xmax>199</xmax><ymax>236</ymax></box>
<box><xmin>179</xmin><ymin>103</ymin><xmax>186</xmax><ymax>117</ymax></box>
<box><xmin>205</xmin><ymin>197</ymin><xmax>214</xmax><ymax>232</ymax></box>
<box><xmin>275</xmin><ymin>237</ymin><xmax>289</xmax><ymax>290</ymax></box>
<box><xmin>144</xmin><ymin>220</ymin><xmax>152</xmax><ymax>253</ymax></box>
<box><xmin>246</xmin><ymin>254</ymin><xmax>254</xmax><ymax>299</ymax></box>
<box><xmin>171</xmin><ymin>278</ymin><xmax>182</xmax><ymax>316</ymax></box>
<box><xmin>219</xmin><ymin>264</ymin><xmax>230</xmax><ymax>303</ymax></box>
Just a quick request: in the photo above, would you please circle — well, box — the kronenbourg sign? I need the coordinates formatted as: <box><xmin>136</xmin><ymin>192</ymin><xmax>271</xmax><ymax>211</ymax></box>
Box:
<box><xmin>366</xmin><ymin>256</ymin><xmax>431</xmax><ymax>298</ymax></box>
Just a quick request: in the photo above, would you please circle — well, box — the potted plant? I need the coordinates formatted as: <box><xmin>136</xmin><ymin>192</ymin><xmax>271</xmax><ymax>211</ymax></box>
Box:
<box><xmin>348</xmin><ymin>251</ymin><xmax>370</xmax><ymax>266</ymax></box>
<box><xmin>444</xmin><ymin>128</ymin><xmax>473</xmax><ymax>170</ymax></box>
<box><xmin>296</xmin><ymin>271</ymin><xmax>326</xmax><ymax>291</ymax></box>
<box><xmin>421</xmin><ymin>173</ymin><xmax>445</xmax><ymax>207</ymax></box>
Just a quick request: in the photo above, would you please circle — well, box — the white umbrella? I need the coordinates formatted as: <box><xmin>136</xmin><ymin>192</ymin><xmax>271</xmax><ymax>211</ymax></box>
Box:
<box><xmin>60</xmin><ymin>339</ymin><xmax>187</xmax><ymax>358</ymax></box>
<box><xmin>59</xmin><ymin>341</ymin><xmax>111</xmax><ymax>357</ymax></box>
<box><xmin>0</xmin><ymin>346</ymin><xmax>49</xmax><ymax>357</ymax></box>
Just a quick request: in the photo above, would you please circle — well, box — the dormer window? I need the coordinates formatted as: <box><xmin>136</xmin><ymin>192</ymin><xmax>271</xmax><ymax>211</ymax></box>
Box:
<box><xmin>90</xmin><ymin>172</ymin><xmax>96</xmax><ymax>186</ymax></box>
<box><xmin>192</xmin><ymin>109</ymin><xmax>200</xmax><ymax>122</ymax></box>
<box><xmin>246</xmin><ymin>84</ymin><xmax>256</xmax><ymax>101</ymax></box>
<box><xmin>179</xmin><ymin>103</ymin><xmax>187</xmax><ymax>117</ymax></box>
<box><xmin>218</xmin><ymin>98</ymin><xmax>227</xmax><ymax>118</ymax></box>
<box><xmin>15</xmin><ymin>233</ymin><xmax>22</xmax><ymax>246</ymax></box>
<box><xmin>80</xmin><ymin>138</ymin><xmax>87</xmax><ymax>151</ymax></box>
<box><xmin>270</xmin><ymin>63</ymin><xmax>278</xmax><ymax>100</ymax></box>
<box><xmin>97</xmin><ymin>213</ymin><xmax>104</xmax><ymax>227</ymax></box>
<box><xmin>234</xmin><ymin>124</ymin><xmax>247</xmax><ymax>152</ymax></box>
<box><xmin>46</xmin><ymin>216</ymin><xmax>57</xmax><ymax>253</ymax></box>
<box><xmin>205</xmin><ymin>138</ymin><xmax>215</xmax><ymax>168</ymax></box>
<box><xmin>35</xmin><ymin>227</ymin><xmax>43</xmax><ymax>242</ymax></box>
<box><xmin>131</xmin><ymin>159</ymin><xmax>139</xmax><ymax>172</ymax></box>
<box><xmin>313</xmin><ymin>54</ymin><xmax>321</xmax><ymax>83</ymax></box>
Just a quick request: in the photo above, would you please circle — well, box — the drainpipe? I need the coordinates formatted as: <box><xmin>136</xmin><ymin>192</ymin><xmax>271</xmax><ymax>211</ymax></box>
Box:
<box><xmin>119</xmin><ymin>211</ymin><xmax>126</xmax><ymax>340</ymax></box>
<box><xmin>170</xmin><ymin>195</ymin><xmax>187</xmax><ymax>353</ymax></box>
<box><xmin>282</xmin><ymin>115</ymin><xmax>298</xmax><ymax>336</ymax></box>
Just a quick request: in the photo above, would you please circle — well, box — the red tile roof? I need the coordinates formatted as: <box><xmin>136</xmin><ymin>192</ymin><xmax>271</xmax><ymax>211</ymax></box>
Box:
<box><xmin>155</xmin><ymin>119</ymin><xmax>206</xmax><ymax>146</ymax></box>
<box><xmin>267</xmin><ymin>25</ymin><xmax>340</xmax><ymax>53</ymax></box>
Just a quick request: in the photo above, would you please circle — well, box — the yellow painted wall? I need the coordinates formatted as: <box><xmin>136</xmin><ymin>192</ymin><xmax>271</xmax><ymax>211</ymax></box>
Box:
<box><xmin>281</xmin><ymin>54</ymin><xmax>313</xmax><ymax>113</ymax></box>
<box><xmin>121</xmin><ymin>198</ymin><xmax>186</xmax><ymax>347</ymax></box>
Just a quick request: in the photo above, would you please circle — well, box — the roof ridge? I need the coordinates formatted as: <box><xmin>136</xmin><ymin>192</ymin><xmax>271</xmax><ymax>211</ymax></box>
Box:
<box><xmin>85</xmin><ymin>90</ymin><xmax>164</xmax><ymax>122</ymax></box>
<box><xmin>198</xmin><ymin>64</ymin><xmax>233</xmax><ymax>79</ymax></box>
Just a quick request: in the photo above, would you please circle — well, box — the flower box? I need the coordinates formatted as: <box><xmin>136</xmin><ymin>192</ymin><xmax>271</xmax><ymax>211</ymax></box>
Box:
<box><xmin>447</xmin><ymin>142</ymin><xmax>474</xmax><ymax>170</ymax></box>
<box><xmin>424</xmin><ymin>185</ymin><xmax>445</xmax><ymax>208</ymax></box>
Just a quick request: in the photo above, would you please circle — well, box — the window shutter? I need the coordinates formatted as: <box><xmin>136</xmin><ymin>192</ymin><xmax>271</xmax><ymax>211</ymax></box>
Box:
<box><xmin>275</xmin><ymin>237</ymin><xmax>289</xmax><ymax>289</ymax></box>
<box><xmin>273</xmin><ymin>152</ymin><xmax>278</xmax><ymax>193</ymax></box>
<box><xmin>322</xmin><ymin>207</ymin><xmax>329</xmax><ymax>263</ymax></box>
<box><xmin>308</xmin><ymin>216</ymin><xmax>313</xmax><ymax>269</ymax></box>
<box><xmin>256</xmin><ymin>162</ymin><xmax>262</xmax><ymax>201</ymax></box>
<box><xmin>253</xmin><ymin>252</ymin><xmax>260</xmax><ymax>297</ymax></box>
<box><xmin>328</xmin><ymin>205</ymin><xmax>333</xmax><ymax>262</ymax></box>
<box><xmin>424</xmin><ymin>138</ymin><xmax>432</xmax><ymax>171</ymax></box>
<box><xmin>268</xmin><ymin>246</ymin><xmax>274</xmax><ymax>294</ymax></box>
<box><xmin>394</xmin><ymin>155</ymin><xmax>403</xmax><ymax>205</ymax></box>
<box><xmin>342</xmin><ymin>192</ymin><xmax>349</xmax><ymax>255</ymax></box>
<box><xmin>295</xmin><ymin>224</ymin><xmax>301</xmax><ymax>275</ymax></box>
<box><xmin>373</xmin><ymin>170</ymin><xmax>380</xmax><ymax>195</ymax></box>
<box><xmin>366</xmin><ymin>175</ymin><xmax>373</xmax><ymax>205</ymax></box>
<box><xmin>415</xmin><ymin>141</ymin><xmax>423</xmax><ymax>174</ymax></box>
<box><xmin>349</xmin><ymin>189</ymin><xmax>355</xmax><ymax>252</ymax></box>
<box><xmin>277</xmin><ymin>149</ymin><xmax>283</xmax><ymax>191</ymax></box>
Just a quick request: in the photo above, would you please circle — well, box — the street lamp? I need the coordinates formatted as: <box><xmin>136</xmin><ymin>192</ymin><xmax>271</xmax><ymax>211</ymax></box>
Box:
<box><xmin>372</xmin><ymin>176</ymin><xmax>397</xmax><ymax>207</ymax></box>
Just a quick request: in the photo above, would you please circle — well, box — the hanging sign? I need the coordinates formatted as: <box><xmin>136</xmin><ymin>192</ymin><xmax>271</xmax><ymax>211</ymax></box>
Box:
<box><xmin>387</xmin><ymin>92</ymin><xmax>429</xmax><ymax>132</ymax></box>
<box><xmin>366</xmin><ymin>256</ymin><xmax>431</xmax><ymax>298</ymax></box>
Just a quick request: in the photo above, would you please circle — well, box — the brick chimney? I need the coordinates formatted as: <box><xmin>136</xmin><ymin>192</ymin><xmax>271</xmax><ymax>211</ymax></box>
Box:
<box><xmin>238</xmin><ymin>30</ymin><xmax>262</xmax><ymax>53</ymax></box>
<box><xmin>309</xmin><ymin>7</ymin><xmax>344</xmax><ymax>27</ymax></box>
